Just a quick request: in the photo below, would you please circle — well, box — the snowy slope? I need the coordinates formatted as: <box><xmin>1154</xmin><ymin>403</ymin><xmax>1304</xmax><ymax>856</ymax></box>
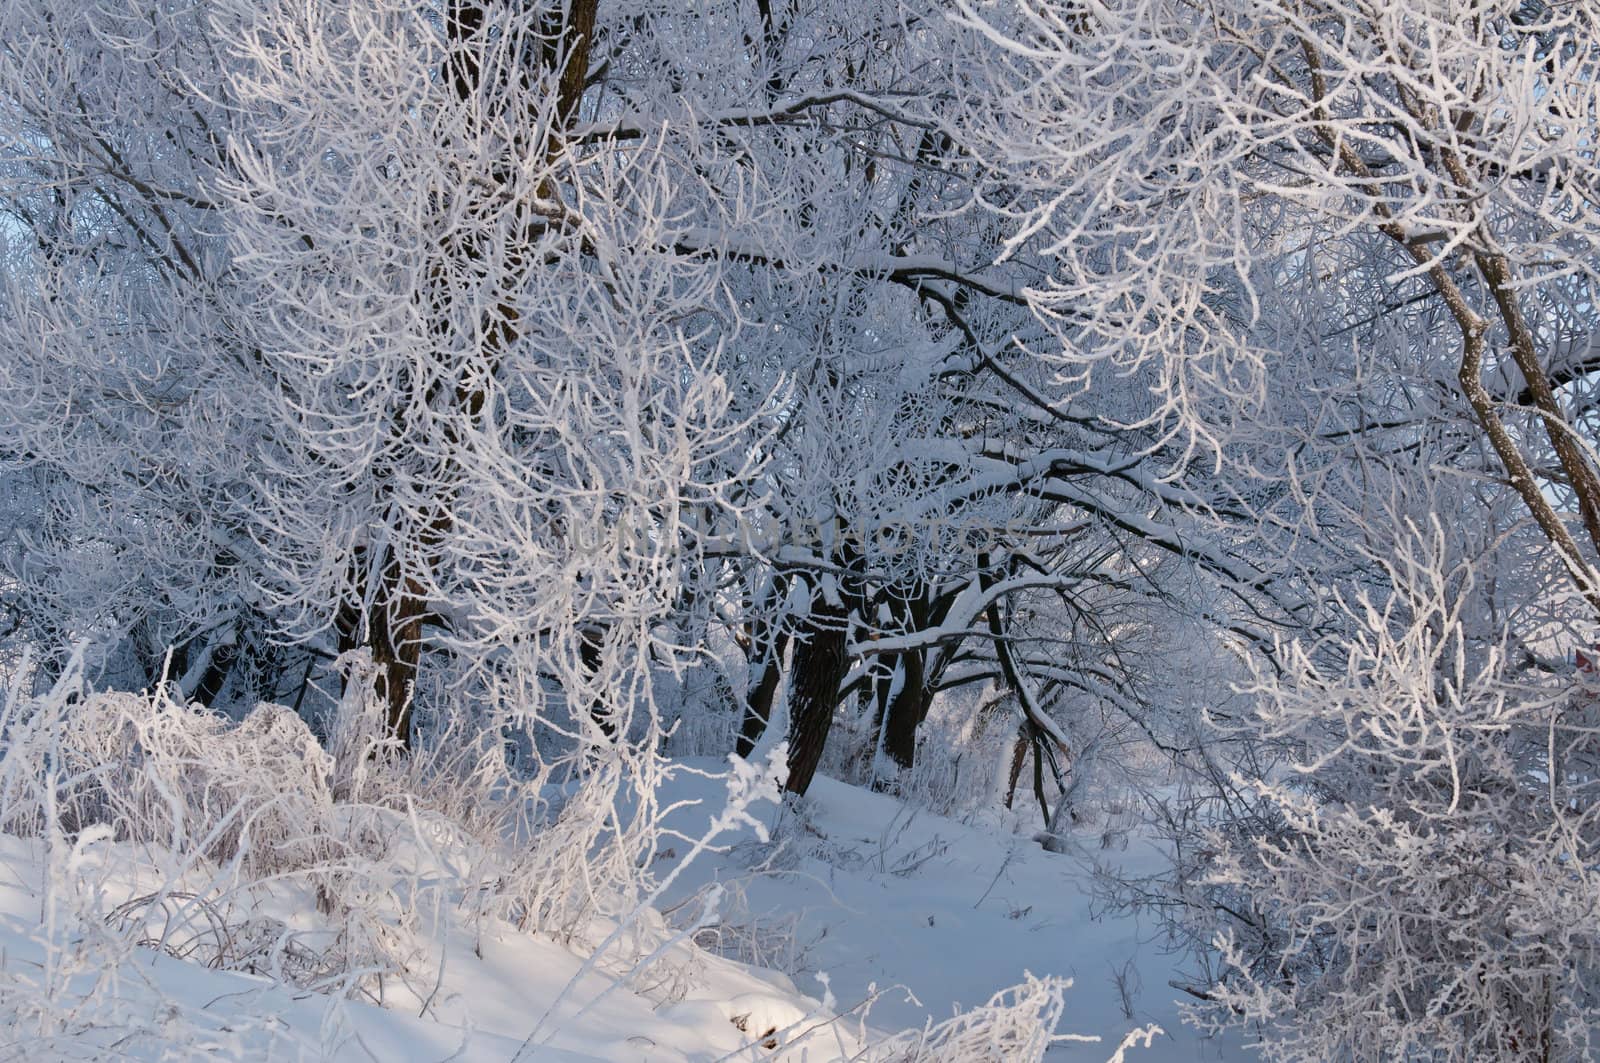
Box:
<box><xmin>0</xmin><ymin>767</ymin><xmax>1244</xmax><ymax>1061</ymax></box>
<box><xmin>0</xmin><ymin>830</ymin><xmax>840</xmax><ymax>1062</ymax></box>
<box><xmin>652</xmin><ymin>765</ymin><xmax>1244</xmax><ymax>1063</ymax></box>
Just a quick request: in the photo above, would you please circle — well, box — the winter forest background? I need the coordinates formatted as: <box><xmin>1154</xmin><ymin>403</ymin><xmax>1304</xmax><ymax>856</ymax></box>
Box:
<box><xmin>2</xmin><ymin>0</ymin><xmax>1599</xmax><ymax>1059</ymax></box>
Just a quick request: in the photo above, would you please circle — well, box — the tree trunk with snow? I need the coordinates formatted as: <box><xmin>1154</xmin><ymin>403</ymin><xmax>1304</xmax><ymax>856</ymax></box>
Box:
<box><xmin>783</xmin><ymin>593</ymin><xmax>850</xmax><ymax>796</ymax></box>
<box><xmin>878</xmin><ymin>648</ymin><xmax>930</xmax><ymax>772</ymax></box>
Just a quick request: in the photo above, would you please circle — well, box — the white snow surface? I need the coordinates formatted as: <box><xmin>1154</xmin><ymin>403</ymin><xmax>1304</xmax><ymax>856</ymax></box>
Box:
<box><xmin>0</xmin><ymin>763</ymin><xmax>1243</xmax><ymax>1061</ymax></box>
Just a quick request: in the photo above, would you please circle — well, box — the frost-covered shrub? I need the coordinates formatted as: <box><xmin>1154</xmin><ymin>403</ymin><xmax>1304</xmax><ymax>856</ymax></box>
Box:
<box><xmin>36</xmin><ymin>695</ymin><xmax>333</xmax><ymax>871</ymax></box>
<box><xmin>864</xmin><ymin>973</ymin><xmax>1079</xmax><ymax>1062</ymax></box>
<box><xmin>0</xmin><ymin>647</ymin><xmax>737</xmax><ymax>1008</ymax></box>
<box><xmin>1199</xmin><ymin>529</ymin><xmax>1600</xmax><ymax>1061</ymax></box>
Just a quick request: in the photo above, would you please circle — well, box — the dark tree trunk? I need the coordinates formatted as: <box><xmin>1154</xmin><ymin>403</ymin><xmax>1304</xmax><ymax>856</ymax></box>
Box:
<box><xmin>738</xmin><ymin>649</ymin><xmax>785</xmax><ymax>759</ymax></box>
<box><xmin>579</xmin><ymin>623</ymin><xmax>613</xmax><ymax>738</ymax></box>
<box><xmin>189</xmin><ymin>639</ymin><xmax>237</xmax><ymax>707</ymax></box>
<box><xmin>784</xmin><ymin>596</ymin><xmax>850</xmax><ymax>796</ymax></box>
<box><xmin>1005</xmin><ymin>726</ymin><xmax>1028</xmax><ymax>809</ymax></box>
<box><xmin>735</xmin><ymin>577</ymin><xmax>790</xmax><ymax>759</ymax></box>
<box><xmin>336</xmin><ymin>547</ymin><xmax>424</xmax><ymax>751</ymax></box>
<box><xmin>369</xmin><ymin>561</ymin><xmax>427</xmax><ymax>750</ymax></box>
<box><xmin>1030</xmin><ymin>725</ymin><xmax>1050</xmax><ymax>825</ymax></box>
<box><xmin>370</xmin><ymin>594</ymin><xmax>423</xmax><ymax>749</ymax></box>
<box><xmin>879</xmin><ymin>649</ymin><xmax>929</xmax><ymax>772</ymax></box>
<box><xmin>870</xmin><ymin>580</ymin><xmax>955</xmax><ymax>778</ymax></box>
<box><xmin>169</xmin><ymin>625</ymin><xmax>238</xmax><ymax>708</ymax></box>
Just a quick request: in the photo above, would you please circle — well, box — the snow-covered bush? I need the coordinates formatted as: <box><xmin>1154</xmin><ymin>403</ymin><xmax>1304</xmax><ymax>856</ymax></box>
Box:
<box><xmin>1199</xmin><ymin>522</ymin><xmax>1600</xmax><ymax>1061</ymax></box>
<box><xmin>0</xmin><ymin>649</ymin><xmax>764</xmax><ymax>1005</ymax></box>
<box><xmin>864</xmin><ymin>973</ymin><xmax>1079</xmax><ymax>1062</ymax></box>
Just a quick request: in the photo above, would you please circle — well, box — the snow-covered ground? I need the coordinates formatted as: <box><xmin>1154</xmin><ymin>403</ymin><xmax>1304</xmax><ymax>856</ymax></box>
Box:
<box><xmin>0</xmin><ymin>763</ymin><xmax>1244</xmax><ymax>1061</ymax></box>
<box><xmin>652</xmin><ymin>764</ymin><xmax>1243</xmax><ymax>1063</ymax></box>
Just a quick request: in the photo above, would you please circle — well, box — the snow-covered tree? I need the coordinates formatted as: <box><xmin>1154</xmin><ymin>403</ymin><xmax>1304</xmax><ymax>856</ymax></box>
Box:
<box><xmin>954</xmin><ymin>0</ymin><xmax>1600</xmax><ymax>1055</ymax></box>
<box><xmin>0</xmin><ymin>0</ymin><xmax>1231</xmax><ymax>813</ymax></box>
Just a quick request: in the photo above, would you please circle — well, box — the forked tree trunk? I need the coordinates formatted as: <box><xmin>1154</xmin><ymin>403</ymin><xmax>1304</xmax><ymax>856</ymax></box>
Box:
<box><xmin>870</xmin><ymin>582</ymin><xmax>955</xmax><ymax>778</ymax></box>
